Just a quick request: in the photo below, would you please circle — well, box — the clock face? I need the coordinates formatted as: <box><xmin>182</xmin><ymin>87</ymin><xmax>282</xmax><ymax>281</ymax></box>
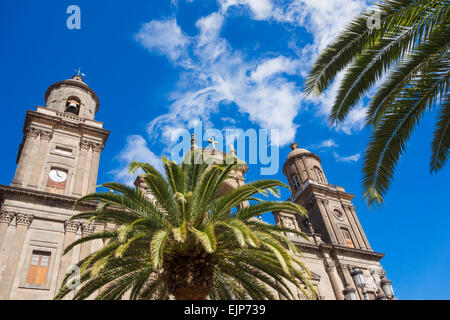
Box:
<box><xmin>49</xmin><ymin>169</ymin><xmax>67</xmax><ymax>183</ymax></box>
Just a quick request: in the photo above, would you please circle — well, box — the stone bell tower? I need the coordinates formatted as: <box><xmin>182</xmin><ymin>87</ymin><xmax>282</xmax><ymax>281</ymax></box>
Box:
<box><xmin>273</xmin><ymin>142</ymin><xmax>391</xmax><ymax>300</ymax></box>
<box><xmin>0</xmin><ymin>75</ymin><xmax>109</xmax><ymax>300</ymax></box>
<box><xmin>282</xmin><ymin>142</ymin><xmax>371</xmax><ymax>249</ymax></box>
<box><xmin>11</xmin><ymin>74</ymin><xmax>110</xmax><ymax>197</ymax></box>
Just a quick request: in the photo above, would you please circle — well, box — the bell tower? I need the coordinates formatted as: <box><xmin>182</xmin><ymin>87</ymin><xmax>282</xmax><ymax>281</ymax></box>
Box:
<box><xmin>11</xmin><ymin>75</ymin><xmax>110</xmax><ymax>197</ymax></box>
<box><xmin>281</xmin><ymin>143</ymin><xmax>372</xmax><ymax>250</ymax></box>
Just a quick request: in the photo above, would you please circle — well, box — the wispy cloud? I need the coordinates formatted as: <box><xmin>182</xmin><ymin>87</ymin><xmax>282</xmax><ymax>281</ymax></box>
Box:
<box><xmin>315</xmin><ymin>139</ymin><xmax>339</xmax><ymax>149</ymax></box>
<box><xmin>137</xmin><ymin>14</ymin><xmax>304</xmax><ymax>147</ymax></box>
<box><xmin>115</xmin><ymin>0</ymin><xmax>372</xmax><ymax>182</ymax></box>
<box><xmin>111</xmin><ymin>135</ymin><xmax>163</xmax><ymax>185</ymax></box>
<box><xmin>333</xmin><ymin>151</ymin><xmax>361</xmax><ymax>163</ymax></box>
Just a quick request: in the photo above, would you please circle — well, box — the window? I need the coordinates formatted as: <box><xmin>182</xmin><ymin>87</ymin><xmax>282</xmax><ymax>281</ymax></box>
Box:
<box><xmin>292</xmin><ymin>174</ymin><xmax>301</xmax><ymax>191</ymax></box>
<box><xmin>313</xmin><ymin>166</ymin><xmax>326</xmax><ymax>183</ymax></box>
<box><xmin>54</xmin><ymin>146</ymin><xmax>73</xmax><ymax>156</ymax></box>
<box><xmin>26</xmin><ymin>251</ymin><xmax>51</xmax><ymax>285</ymax></box>
<box><xmin>333</xmin><ymin>209</ymin><xmax>344</xmax><ymax>221</ymax></box>
<box><xmin>46</xmin><ymin>168</ymin><xmax>68</xmax><ymax>194</ymax></box>
<box><xmin>65</xmin><ymin>97</ymin><xmax>80</xmax><ymax>115</ymax></box>
<box><xmin>341</xmin><ymin>228</ymin><xmax>355</xmax><ymax>248</ymax></box>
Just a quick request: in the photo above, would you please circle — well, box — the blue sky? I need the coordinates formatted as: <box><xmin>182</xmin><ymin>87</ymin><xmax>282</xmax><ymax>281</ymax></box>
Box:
<box><xmin>1</xmin><ymin>0</ymin><xmax>449</xmax><ymax>299</ymax></box>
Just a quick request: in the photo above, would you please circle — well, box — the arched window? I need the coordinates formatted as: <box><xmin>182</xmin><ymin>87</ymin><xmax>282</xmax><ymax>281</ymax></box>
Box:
<box><xmin>291</xmin><ymin>174</ymin><xmax>301</xmax><ymax>191</ymax></box>
<box><xmin>341</xmin><ymin>227</ymin><xmax>354</xmax><ymax>248</ymax></box>
<box><xmin>312</xmin><ymin>166</ymin><xmax>326</xmax><ymax>183</ymax></box>
<box><xmin>65</xmin><ymin>97</ymin><xmax>80</xmax><ymax>115</ymax></box>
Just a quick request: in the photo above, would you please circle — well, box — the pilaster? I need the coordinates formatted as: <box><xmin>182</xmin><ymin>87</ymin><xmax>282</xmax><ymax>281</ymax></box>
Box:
<box><xmin>73</xmin><ymin>139</ymin><xmax>91</xmax><ymax>196</ymax></box>
<box><xmin>88</xmin><ymin>142</ymin><xmax>103</xmax><ymax>193</ymax></box>
<box><xmin>56</xmin><ymin>221</ymin><xmax>80</xmax><ymax>293</ymax></box>
<box><xmin>79</xmin><ymin>223</ymin><xmax>95</xmax><ymax>261</ymax></box>
<box><xmin>0</xmin><ymin>211</ymin><xmax>15</xmax><ymax>249</ymax></box>
<box><xmin>29</xmin><ymin>130</ymin><xmax>53</xmax><ymax>188</ymax></box>
<box><xmin>11</xmin><ymin>128</ymin><xmax>40</xmax><ymax>187</ymax></box>
<box><xmin>0</xmin><ymin>213</ymin><xmax>33</xmax><ymax>299</ymax></box>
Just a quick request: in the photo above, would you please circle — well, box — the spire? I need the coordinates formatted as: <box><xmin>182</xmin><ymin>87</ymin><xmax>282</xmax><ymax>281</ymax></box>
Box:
<box><xmin>290</xmin><ymin>142</ymin><xmax>299</xmax><ymax>150</ymax></box>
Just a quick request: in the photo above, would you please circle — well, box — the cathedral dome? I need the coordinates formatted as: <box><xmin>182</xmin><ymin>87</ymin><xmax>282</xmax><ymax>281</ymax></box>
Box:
<box><xmin>286</xmin><ymin>143</ymin><xmax>312</xmax><ymax>161</ymax></box>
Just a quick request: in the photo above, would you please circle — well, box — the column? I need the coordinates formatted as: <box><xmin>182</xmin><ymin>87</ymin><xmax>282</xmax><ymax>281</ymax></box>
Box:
<box><xmin>325</xmin><ymin>262</ymin><xmax>345</xmax><ymax>300</ymax></box>
<box><xmin>87</xmin><ymin>142</ymin><xmax>103</xmax><ymax>193</ymax></box>
<box><xmin>0</xmin><ymin>214</ymin><xmax>33</xmax><ymax>299</ymax></box>
<box><xmin>28</xmin><ymin>130</ymin><xmax>53</xmax><ymax>188</ymax></box>
<box><xmin>11</xmin><ymin>128</ymin><xmax>40</xmax><ymax>187</ymax></box>
<box><xmin>56</xmin><ymin>221</ymin><xmax>79</xmax><ymax>292</ymax></box>
<box><xmin>73</xmin><ymin>139</ymin><xmax>90</xmax><ymax>196</ymax></box>
<box><xmin>0</xmin><ymin>211</ymin><xmax>15</xmax><ymax>250</ymax></box>
<box><xmin>349</xmin><ymin>205</ymin><xmax>372</xmax><ymax>250</ymax></box>
<box><xmin>79</xmin><ymin>223</ymin><xmax>95</xmax><ymax>261</ymax></box>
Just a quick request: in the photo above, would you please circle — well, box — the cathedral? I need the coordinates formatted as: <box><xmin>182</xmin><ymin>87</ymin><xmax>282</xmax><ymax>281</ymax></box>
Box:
<box><xmin>0</xmin><ymin>75</ymin><xmax>394</xmax><ymax>300</ymax></box>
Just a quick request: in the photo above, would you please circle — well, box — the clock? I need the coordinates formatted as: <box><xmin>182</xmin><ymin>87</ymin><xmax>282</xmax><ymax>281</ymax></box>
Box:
<box><xmin>49</xmin><ymin>169</ymin><xmax>67</xmax><ymax>183</ymax></box>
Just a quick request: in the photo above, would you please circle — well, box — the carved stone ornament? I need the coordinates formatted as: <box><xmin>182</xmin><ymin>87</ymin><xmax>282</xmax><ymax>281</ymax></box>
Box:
<box><xmin>25</xmin><ymin>127</ymin><xmax>40</xmax><ymax>138</ymax></box>
<box><xmin>64</xmin><ymin>221</ymin><xmax>80</xmax><ymax>233</ymax></box>
<box><xmin>80</xmin><ymin>139</ymin><xmax>91</xmax><ymax>150</ymax></box>
<box><xmin>91</xmin><ymin>142</ymin><xmax>104</xmax><ymax>152</ymax></box>
<box><xmin>15</xmin><ymin>213</ymin><xmax>33</xmax><ymax>226</ymax></box>
<box><xmin>0</xmin><ymin>210</ymin><xmax>15</xmax><ymax>224</ymax></box>
<box><xmin>81</xmin><ymin>223</ymin><xmax>95</xmax><ymax>235</ymax></box>
<box><xmin>325</xmin><ymin>262</ymin><xmax>336</xmax><ymax>273</ymax></box>
<box><xmin>282</xmin><ymin>216</ymin><xmax>296</xmax><ymax>230</ymax></box>
<box><xmin>39</xmin><ymin>130</ymin><xmax>54</xmax><ymax>141</ymax></box>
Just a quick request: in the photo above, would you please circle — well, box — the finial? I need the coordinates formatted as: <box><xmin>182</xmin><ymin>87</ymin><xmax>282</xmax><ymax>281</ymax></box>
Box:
<box><xmin>290</xmin><ymin>142</ymin><xmax>299</xmax><ymax>150</ymax></box>
<box><xmin>75</xmin><ymin>67</ymin><xmax>85</xmax><ymax>77</ymax></box>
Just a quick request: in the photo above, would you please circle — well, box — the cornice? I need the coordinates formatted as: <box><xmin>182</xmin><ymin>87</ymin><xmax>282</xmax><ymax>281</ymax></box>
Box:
<box><xmin>23</xmin><ymin>110</ymin><xmax>110</xmax><ymax>143</ymax></box>
<box><xmin>0</xmin><ymin>184</ymin><xmax>97</xmax><ymax>211</ymax></box>
<box><xmin>291</xmin><ymin>237</ymin><xmax>384</xmax><ymax>260</ymax></box>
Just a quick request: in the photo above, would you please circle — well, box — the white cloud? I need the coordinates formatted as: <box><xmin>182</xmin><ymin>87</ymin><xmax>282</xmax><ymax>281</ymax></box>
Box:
<box><xmin>220</xmin><ymin>0</ymin><xmax>274</xmax><ymax>20</ymax></box>
<box><xmin>118</xmin><ymin>0</ymin><xmax>372</xmax><ymax>174</ymax></box>
<box><xmin>219</xmin><ymin>0</ymin><xmax>370</xmax><ymax>134</ymax></box>
<box><xmin>111</xmin><ymin>135</ymin><xmax>163</xmax><ymax>185</ymax></box>
<box><xmin>319</xmin><ymin>139</ymin><xmax>338</xmax><ymax>148</ymax></box>
<box><xmin>135</xmin><ymin>18</ymin><xmax>191</xmax><ymax>64</ymax></box>
<box><xmin>333</xmin><ymin>151</ymin><xmax>361</xmax><ymax>163</ymax></box>
<box><xmin>136</xmin><ymin>13</ymin><xmax>304</xmax><ymax>147</ymax></box>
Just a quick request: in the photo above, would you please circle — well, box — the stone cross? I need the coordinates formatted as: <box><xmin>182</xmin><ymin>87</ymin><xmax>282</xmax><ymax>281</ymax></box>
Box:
<box><xmin>208</xmin><ymin>137</ymin><xmax>218</xmax><ymax>150</ymax></box>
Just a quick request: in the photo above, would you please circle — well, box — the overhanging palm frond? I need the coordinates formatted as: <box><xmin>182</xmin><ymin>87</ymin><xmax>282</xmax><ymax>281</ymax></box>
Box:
<box><xmin>304</xmin><ymin>0</ymin><xmax>439</xmax><ymax>96</ymax></box>
<box><xmin>430</xmin><ymin>94</ymin><xmax>450</xmax><ymax>172</ymax></box>
<box><xmin>363</xmin><ymin>53</ymin><xmax>450</xmax><ymax>205</ymax></box>
<box><xmin>305</xmin><ymin>0</ymin><xmax>450</xmax><ymax>206</ymax></box>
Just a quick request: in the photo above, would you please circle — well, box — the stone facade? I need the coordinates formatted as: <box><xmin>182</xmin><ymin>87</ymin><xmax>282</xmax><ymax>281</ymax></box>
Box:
<box><xmin>0</xmin><ymin>76</ymin><xmax>392</xmax><ymax>300</ymax></box>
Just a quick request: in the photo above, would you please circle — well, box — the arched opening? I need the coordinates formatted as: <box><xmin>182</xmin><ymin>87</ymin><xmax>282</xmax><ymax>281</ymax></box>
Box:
<box><xmin>65</xmin><ymin>96</ymin><xmax>81</xmax><ymax>115</ymax></box>
<box><xmin>312</xmin><ymin>166</ymin><xmax>326</xmax><ymax>184</ymax></box>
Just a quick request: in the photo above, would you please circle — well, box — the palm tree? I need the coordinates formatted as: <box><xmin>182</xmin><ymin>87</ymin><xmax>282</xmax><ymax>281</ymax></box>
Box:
<box><xmin>54</xmin><ymin>151</ymin><xmax>315</xmax><ymax>300</ymax></box>
<box><xmin>304</xmin><ymin>0</ymin><xmax>449</xmax><ymax>205</ymax></box>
